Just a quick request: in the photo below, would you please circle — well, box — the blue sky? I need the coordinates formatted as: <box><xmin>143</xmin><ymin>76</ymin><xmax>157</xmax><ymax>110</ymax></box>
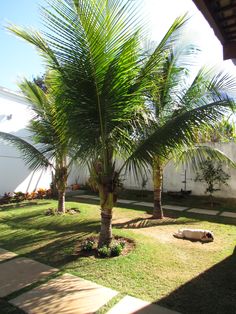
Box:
<box><xmin>0</xmin><ymin>0</ymin><xmax>234</xmax><ymax>91</ymax></box>
<box><xmin>0</xmin><ymin>0</ymin><xmax>45</xmax><ymax>90</ymax></box>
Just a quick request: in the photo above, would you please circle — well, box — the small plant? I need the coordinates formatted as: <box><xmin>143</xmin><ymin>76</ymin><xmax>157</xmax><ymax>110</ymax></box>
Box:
<box><xmin>195</xmin><ymin>159</ymin><xmax>230</xmax><ymax>207</ymax></box>
<box><xmin>0</xmin><ymin>192</ymin><xmax>13</xmax><ymax>204</ymax></box>
<box><xmin>97</xmin><ymin>245</ymin><xmax>111</xmax><ymax>258</ymax></box>
<box><xmin>37</xmin><ymin>188</ymin><xmax>47</xmax><ymax>199</ymax></box>
<box><xmin>13</xmin><ymin>192</ymin><xmax>26</xmax><ymax>202</ymax></box>
<box><xmin>45</xmin><ymin>208</ymin><xmax>56</xmax><ymax>216</ymax></box>
<box><xmin>82</xmin><ymin>240</ymin><xmax>95</xmax><ymax>252</ymax></box>
<box><xmin>111</xmin><ymin>243</ymin><xmax>123</xmax><ymax>256</ymax></box>
<box><xmin>26</xmin><ymin>191</ymin><xmax>37</xmax><ymax>200</ymax></box>
<box><xmin>119</xmin><ymin>240</ymin><xmax>126</xmax><ymax>249</ymax></box>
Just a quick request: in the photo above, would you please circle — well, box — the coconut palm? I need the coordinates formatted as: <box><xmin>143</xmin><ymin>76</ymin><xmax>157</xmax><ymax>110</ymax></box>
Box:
<box><xmin>145</xmin><ymin>40</ymin><xmax>236</xmax><ymax>218</ymax></box>
<box><xmin>0</xmin><ymin>79</ymin><xmax>75</xmax><ymax>213</ymax></box>
<box><xmin>8</xmin><ymin>0</ymin><xmax>235</xmax><ymax>246</ymax></box>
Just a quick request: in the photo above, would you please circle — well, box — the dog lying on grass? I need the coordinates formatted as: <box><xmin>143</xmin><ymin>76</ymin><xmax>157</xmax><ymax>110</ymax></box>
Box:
<box><xmin>173</xmin><ymin>229</ymin><xmax>214</xmax><ymax>242</ymax></box>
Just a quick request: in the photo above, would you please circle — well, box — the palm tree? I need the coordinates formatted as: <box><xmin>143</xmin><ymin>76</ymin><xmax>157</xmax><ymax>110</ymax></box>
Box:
<box><xmin>145</xmin><ymin>40</ymin><xmax>236</xmax><ymax>218</ymax></box>
<box><xmin>8</xmin><ymin>0</ymin><xmax>235</xmax><ymax>246</ymax></box>
<box><xmin>0</xmin><ymin>79</ymin><xmax>75</xmax><ymax>213</ymax></box>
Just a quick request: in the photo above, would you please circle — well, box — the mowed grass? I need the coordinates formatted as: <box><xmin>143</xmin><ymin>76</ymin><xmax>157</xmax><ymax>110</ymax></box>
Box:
<box><xmin>0</xmin><ymin>200</ymin><xmax>235</xmax><ymax>314</ymax></box>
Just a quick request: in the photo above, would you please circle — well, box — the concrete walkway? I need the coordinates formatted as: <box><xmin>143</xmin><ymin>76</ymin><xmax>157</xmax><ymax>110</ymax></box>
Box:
<box><xmin>75</xmin><ymin>194</ymin><xmax>236</xmax><ymax>218</ymax></box>
<box><xmin>0</xmin><ymin>248</ymin><xmax>179</xmax><ymax>314</ymax></box>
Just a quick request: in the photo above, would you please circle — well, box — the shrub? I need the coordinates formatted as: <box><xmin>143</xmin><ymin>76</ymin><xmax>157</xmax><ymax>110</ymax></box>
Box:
<box><xmin>37</xmin><ymin>188</ymin><xmax>47</xmax><ymax>199</ymax></box>
<box><xmin>45</xmin><ymin>208</ymin><xmax>56</xmax><ymax>216</ymax></box>
<box><xmin>0</xmin><ymin>192</ymin><xmax>13</xmax><ymax>204</ymax></box>
<box><xmin>82</xmin><ymin>240</ymin><xmax>95</xmax><ymax>252</ymax></box>
<box><xmin>111</xmin><ymin>243</ymin><xmax>123</xmax><ymax>256</ymax></box>
<box><xmin>119</xmin><ymin>240</ymin><xmax>126</xmax><ymax>249</ymax></box>
<box><xmin>13</xmin><ymin>191</ymin><xmax>26</xmax><ymax>202</ymax></box>
<box><xmin>97</xmin><ymin>245</ymin><xmax>111</xmax><ymax>258</ymax></box>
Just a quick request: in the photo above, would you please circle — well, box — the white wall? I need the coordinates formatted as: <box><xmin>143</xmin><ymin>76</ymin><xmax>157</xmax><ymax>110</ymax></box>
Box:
<box><xmin>69</xmin><ymin>142</ymin><xmax>236</xmax><ymax>199</ymax></box>
<box><xmin>0</xmin><ymin>87</ymin><xmax>51</xmax><ymax>195</ymax></box>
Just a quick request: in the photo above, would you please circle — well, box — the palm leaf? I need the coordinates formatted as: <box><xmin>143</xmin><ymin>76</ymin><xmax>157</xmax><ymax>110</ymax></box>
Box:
<box><xmin>175</xmin><ymin>145</ymin><xmax>236</xmax><ymax>171</ymax></box>
<box><xmin>0</xmin><ymin>131</ymin><xmax>52</xmax><ymax>170</ymax></box>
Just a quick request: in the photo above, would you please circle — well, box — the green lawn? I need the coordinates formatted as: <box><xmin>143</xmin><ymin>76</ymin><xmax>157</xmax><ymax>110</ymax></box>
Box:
<box><xmin>0</xmin><ymin>200</ymin><xmax>235</xmax><ymax>314</ymax></box>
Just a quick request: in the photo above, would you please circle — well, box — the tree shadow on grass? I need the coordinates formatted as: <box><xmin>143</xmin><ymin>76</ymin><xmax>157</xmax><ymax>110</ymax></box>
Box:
<box><xmin>150</xmin><ymin>245</ymin><xmax>236</xmax><ymax>314</ymax></box>
<box><xmin>0</xmin><ymin>201</ymin><xmax>51</xmax><ymax>211</ymax></box>
<box><xmin>70</xmin><ymin>197</ymin><xmax>154</xmax><ymax>215</ymax></box>
<box><xmin>0</xmin><ymin>226</ymin><xmax>100</xmax><ymax>268</ymax></box>
<box><xmin>0</xmin><ymin>210</ymin><xmax>100</xmax><ymax>233</ymax></box>
<box><xmin>23</xmin><ymin>233</ymin><xmax>92</xmax><ymax>267</ymax></box>
<box><xmin>113</xmin><ymin>216</ymin><xmax>198</xmax><ymax>229</ymax></box>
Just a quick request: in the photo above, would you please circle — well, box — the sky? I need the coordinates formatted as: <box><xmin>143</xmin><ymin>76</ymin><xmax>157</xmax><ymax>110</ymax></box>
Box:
<box><xmin>0</xmin><ymin>0</ymin><xmax>235</xmax><ymax>91</ymax></box>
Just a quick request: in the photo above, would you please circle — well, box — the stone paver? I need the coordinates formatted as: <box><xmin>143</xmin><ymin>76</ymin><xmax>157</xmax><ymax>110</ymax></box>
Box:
<box><xmin>117</xmin><ymin>199</ymin><xmax>135</xmax><ymax>204</ymax></box>
<box><xmin>133</xmin><ymin>201</ymin><xmax>153</xmax><ymax>207</ymax></box>
<box><xmin>0</xmin><ymin>257</ymin><xmax>58</xmax><ymax>297</ymax></box>
<box><xmin>10</xmin><ymin>273</ymin><xmax>117</xmax><ymax>314</ymax></box>
<box><xmin>220</xmin><ymin>211</ymin><xmax>236</xmax><ymax>218</ymax></box>
<box><xmin>162</xmin><ymin>205</ymin><xmax>188</xmax><ymax>211</ymax></box>
<box><xmin>187</xmin><ymin>208</ymin><xmax>219</xmax><ymax>215</ymax></box>
<box><xmin>75</xmin><ymin>194</ymin><xmax>98</xmax><ymax>199</ymax></box>
<box><xmin>0</xmin><ymin>248</ymin><xmax>17</xmax><ymax>262</ymax></box>
<box><xmin>107</xmin><ymin>296</ymin><xmax>180</xmax><ymax>314</ymax></box>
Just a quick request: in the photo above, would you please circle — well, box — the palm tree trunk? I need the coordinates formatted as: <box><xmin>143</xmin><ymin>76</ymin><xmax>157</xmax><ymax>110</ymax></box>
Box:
<box><xmin>57</xmin><ymin>189</ymin><xmax>66</xmax><ymax>213</ymax></box>
<box><xmin>55</xmin><ymin>166</ymin><xmax>68</xmax><ymax>214</ymax></box>
<box><xmin>153</xmin><ymin>158</ymin><xmax>164</xmax><ymax>219</ymax></box>
<box><xmin>98</xmin><ymin>186</ymin><xmax>114</xmax><ymax>248</ymax></box>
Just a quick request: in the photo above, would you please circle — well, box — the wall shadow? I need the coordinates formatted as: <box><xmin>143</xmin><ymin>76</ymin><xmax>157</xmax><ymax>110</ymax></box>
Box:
<box><xmin>0</xmin><ymin>129</ymin><xmax>47</xmax><ymax>195</ymax></box>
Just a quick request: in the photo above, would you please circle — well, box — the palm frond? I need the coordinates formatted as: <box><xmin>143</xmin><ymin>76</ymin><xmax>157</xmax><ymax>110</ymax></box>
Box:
<box><xmin>124</xmin><ymin>99</ymin><xmax>234</xmax><ymax>174</ymax></box>
<box><xmin>175</xmin><ymin>145</ymin><xmax>236</xmax><ymax>171</ymax></box>
<box><xmin>0</xmin><ymin>131</ymin><xmax>52</xmax><ymax>170</ymax></box>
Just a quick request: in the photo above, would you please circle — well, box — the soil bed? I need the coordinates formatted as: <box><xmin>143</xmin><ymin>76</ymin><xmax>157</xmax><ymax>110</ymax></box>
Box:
<box><xmin>75</xmin><ymin>235</ymin><xmax>135</xmax><ymax>258</ymax></box>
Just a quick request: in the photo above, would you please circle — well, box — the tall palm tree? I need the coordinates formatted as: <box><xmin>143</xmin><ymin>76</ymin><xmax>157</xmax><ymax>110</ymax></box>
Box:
<box><xmin>145</xmin><ymin>40</ymin><xmax>236</xmax><ymax>218</ymax></box>
<box><xmin>0</xmin><ymin>79</ymin><xmax>75</xmax><ymax>213</ymax></box>
<box><xmin>8</xmin><ymin>0</ymin><xmax>235</xmax><ymax>246</ymax></box>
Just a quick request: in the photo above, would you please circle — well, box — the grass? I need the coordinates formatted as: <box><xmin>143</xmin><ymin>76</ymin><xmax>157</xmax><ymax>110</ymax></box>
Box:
<box><xmin>0</xmin><ymin>199</ymin><xmax>235</xmax><ymax>313</ymax></box>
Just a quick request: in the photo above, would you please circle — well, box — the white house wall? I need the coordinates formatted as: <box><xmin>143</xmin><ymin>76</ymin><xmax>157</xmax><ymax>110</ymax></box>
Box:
<box><xmin>0</xmin><ymin>87</ymin><xmax>51</xmax><ymax>195</ymax></box>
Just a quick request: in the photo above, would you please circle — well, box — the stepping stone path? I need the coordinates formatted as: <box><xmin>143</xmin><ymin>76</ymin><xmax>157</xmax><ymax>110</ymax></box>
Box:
<box><xmin>117</xmin><ymin>199</ymin><xmax>135</xmax><ymax>204</ymax></box>
<box><xmin>1</xmin><ymin>248</ymin><xmax>180</xmax><ymax>314</ymax></box>
<box><xmin>0</xmin><ymin>257</ymin><xmax>58</xmax><ymax>297</ymax></box>
<box><xmin>133</xmin><ymin>201</ymin><xmax>153</xmax><ymax>207</ymax></box>
<box><xmin>107</xmin><ymin>295</ymin><xmax>180</xmax><ymax>314</ymax></box>
<box><xmin>75</xmin><ymin>195</ymin><xmax>236</xmax><ymax>219</ymax></box>
<box><xmin>10</xmin><ymin>273</ymin><xmax>118</xmax><ymax>314</ymax></box>
<box><xmin>0</xmin><ymin>248</ymin><xmax>17</xmax><ymax>262</ymax></box>
<box><xmin>163</xmin><ymin>205</ymin><xmax>189</xmax><ymax>211</ymax></box>
<box><xmin>220</xmin><ymin>211</ymin><xmax>236</xmax><ymax>218</ymax></box>
<box><xmin>187</xmin><ymin>208</ymin><xmax>219</xmax><ymax>216</ymax></box>
<box><xmin>75</xmin><ymin>194</ymin><xmax>98</xmax><ymax>199</ymax></box>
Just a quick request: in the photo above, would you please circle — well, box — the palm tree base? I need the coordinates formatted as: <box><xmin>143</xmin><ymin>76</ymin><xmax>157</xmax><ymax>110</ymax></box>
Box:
<box><xmin>152</xmin><ymin>208</ymin><xmax>164</xmax><ymax>219</ymax></box>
